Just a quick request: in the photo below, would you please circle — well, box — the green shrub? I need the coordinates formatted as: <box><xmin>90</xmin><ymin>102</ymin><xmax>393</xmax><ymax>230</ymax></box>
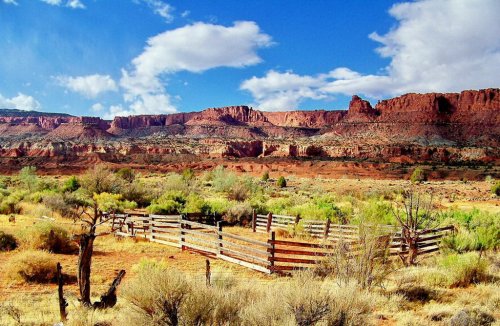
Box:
<box><xmin>19</xmin><ymin>222</ymin><xmax>77</xmax><ymax>254</ymax></box>
<box><xmin>439</xmin><ymin>253</ymin><xmax>488</xmax><ymax>287</ymax></box>
<box><xmin>62</xmin><ymin>176</ymin><xmax>81</xmax><ymax>192</ymax></box>
<box><xmin>6</xmin><ymin>250</ymin><xmax>57</xmax><ymax>284</ymax></box>
<box><xmin>492</xmin><ymin>181</ymin><xmax>500</xmax><ymax>196</ymax></box>
<box><xmin>261</xmin><ymin>171</ymin><xmax>270</xmax><ymax>182</ymax></box>
<box><xmin>265</xmin><ymin>197</ymin><xmax>293</xmax><ymax>214</ymax></box>
<box><xmin>18</xmin><ymin>166</ymin><xmax>39</xmax><ymax>192</ymax></box>
<box><xmin>276</xmin><ymin>176</ymin><xmax>287</xmax><ymax>188</ymax></box>
<box><xmin>116</xmin><ymin>168</ymin><xmax>136</xmax><ymax>183</ymax></box>
<box><xmin>410</xmin><ymin>167</ymin><xmax>426</xmax><ymax>183</ymax></box>
<box><xmin>358</xmin><ymin>198</ymin><xmax>396</xmax><ymax>225</ymax></box>
<box><xmin>0</xmin><ymin>231</ymin><xmax>17</xmax><ymax>251</ymax></box>
<box><xmin>212</xmin><ymin>166</ymin><xmax>237</xmax><ymax>193</ymax></box>
<box><xmin>147</xmin><ymin>190</ymin><xmax>187</xmax><ymax>214</ymax></box>
<box><xmin>205</xmin><ymin>197</ymin><xmax>233</xmax><ymax>216</ymax></box>
<box><xmin>182</xmin><ymin>168</ymin><xmax>195</xmax><ymax>182</ymax></box>
<box><xmin>183</xmin><ymin>193</ymin><xmax>208</xmax><ymax>214</ymax></box>
<box><xmin>440</xmin><ymin>209</ymin><xmax>499</xmax><ymax>251</ymax></box>
<box><xmin>0</xmin><ymin>190</ymin><xmax>26</xmax><ymax>214</ymax></box>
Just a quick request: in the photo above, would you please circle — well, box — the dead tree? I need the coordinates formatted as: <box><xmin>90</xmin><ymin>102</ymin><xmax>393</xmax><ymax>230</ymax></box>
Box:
<box><xmin>56</xmin><ymin>262</ymin><xmax>68</xmax><ymax>322</ymax></box>
<box><xmin>392</xmin><ymin>189</ymin><xmax>438</xmax><ymax>266</ymax></box>
<box><xmin>93</xmin><ymin>270</ymin><xmax>126</xmax><ymax>309</ymax></box>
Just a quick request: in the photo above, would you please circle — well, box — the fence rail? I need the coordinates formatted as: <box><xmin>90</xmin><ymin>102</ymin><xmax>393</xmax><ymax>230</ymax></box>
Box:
<box><xmin>109</xmin><ymin>212</ymin><xmax>453</xmax><ymax>274</ymax></box>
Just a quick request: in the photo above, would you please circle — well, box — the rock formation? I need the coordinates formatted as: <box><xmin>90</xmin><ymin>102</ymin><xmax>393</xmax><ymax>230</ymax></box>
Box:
<box><xmin>0</xmin><ymin>89</ymin><xmax>498</xmax><ymax>177</ymax></box>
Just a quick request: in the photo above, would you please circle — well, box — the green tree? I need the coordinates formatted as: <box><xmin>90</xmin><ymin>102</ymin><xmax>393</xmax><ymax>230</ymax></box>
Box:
<box><xmin>410</xmin><ymin>167</ymin><xmax>426</xmax><ymax>184</ymax></box>
<box><xmin>18</xmin><ymin>166</ymin><xmax>38</xmax><ymax>192</ymax></box>
<box><xmin>67</xmin><ymin>164</ymin><xmax>130</xmax><ymax>306</ymax></box>
<box><xmin>492</xmin><ymin>181</ymin><xmax>500</xmax><ymax>196</ymax></box>
<box><xmin>261</xmin><ymin>171</ymin><xmax>270</xmax><ymax>182</ymax></box>
<box><xmin>63</xmin><ymin>176</ymin><xmax>80</xmax><ymax>192</ymax></box>
<box><xmin>276</xmin><ymin>176</ymin><xmax>287</xmax><ymax>188</ymax></box>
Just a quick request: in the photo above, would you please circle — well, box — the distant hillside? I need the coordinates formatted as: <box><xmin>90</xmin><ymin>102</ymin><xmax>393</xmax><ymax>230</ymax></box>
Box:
<box><xmin>0</xmin><ymin>108</ymin><xmax>73</xmax><ymax>117</ymax></box>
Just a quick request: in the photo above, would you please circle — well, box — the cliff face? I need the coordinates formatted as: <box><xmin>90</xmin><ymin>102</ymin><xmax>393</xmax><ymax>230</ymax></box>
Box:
<box><xmin>0</xmin><ymin>89</ymin><xmax>498</xmax><ymax>174</ymax></box>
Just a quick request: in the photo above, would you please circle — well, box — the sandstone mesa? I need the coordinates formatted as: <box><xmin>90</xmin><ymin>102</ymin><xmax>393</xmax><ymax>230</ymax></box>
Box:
<box><xmin>0</xmin><ymin>89</ymin><xmax>498</xmax><ymax>178</ymax></box>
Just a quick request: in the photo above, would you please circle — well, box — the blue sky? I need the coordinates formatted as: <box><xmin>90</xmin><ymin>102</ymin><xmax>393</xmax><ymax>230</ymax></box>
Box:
<box><xmin>0</xmin><ymin>0</ymin><xmax>499</xmax><ymax>118</ymax></box>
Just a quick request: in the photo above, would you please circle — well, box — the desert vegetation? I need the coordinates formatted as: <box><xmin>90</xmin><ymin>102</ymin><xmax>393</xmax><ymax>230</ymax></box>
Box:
<box><xmin>0</xmin><ymin>166</ymin><xmax>498</xmax><ymax>325</ymax></box>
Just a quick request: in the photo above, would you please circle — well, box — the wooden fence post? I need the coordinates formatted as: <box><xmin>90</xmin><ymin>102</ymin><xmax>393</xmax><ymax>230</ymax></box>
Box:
<box><xmin>217</xmin><ymin>221</ymin><xmax>223</xmax><ymax>256</ymax></box>
<box><xmin>268</xmin><ymin>231</ymin><xmax>275</xmax><ymax>273</ymax></box>
<box><xmin>400</xmin><ymin>227</ymin><xmax>407</xmax><ymax>258</ymax></box>
<box><xmin>205</xmin><ymin>259</ymin><xmax>211</xmax><ymax>287</ymax></box>
<box><xmin>56</xmin><ymin>262</ymin><xmax>68</xmax><ymax>322</ymax></box>
<box><xmin>324</xmin><ymin>219</ymin><xmax>331</xmax><ymax>240</ymax></box>
<box><xmin>266</xmin><ymin>212</ymin><xmax>273</xmax><ymax>232</ymax></box>
<box><xmin>180</xmin><ymin>217</ymin><xmax>185</xmax><ymax>251</ymax></box>
<box><xmin>294</xmin><ymin>214</ymin><xmax>301</xmax><ymax>233</ymax></box>
<box><xmin>252</xmin><ymin>209</ymin><xmax>257</xmax><ymax>232</ymax></box>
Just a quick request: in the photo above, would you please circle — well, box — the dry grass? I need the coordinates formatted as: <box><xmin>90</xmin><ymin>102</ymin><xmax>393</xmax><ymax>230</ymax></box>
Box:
<box><xmin>5</xmin><ymin>250</ymin><xmax>59</xmax><ymax>284</ymax></box>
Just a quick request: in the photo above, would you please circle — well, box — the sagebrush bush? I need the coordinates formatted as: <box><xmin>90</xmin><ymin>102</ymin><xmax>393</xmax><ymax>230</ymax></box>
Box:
<box><xmin>6</xmin><ymin>250</ymin><xmax>57</xmax><ymax>284</ymax></box>
<box><xmin>211</xmin><ymin>166</ymin><xmax>238</xmax><ymax>193</ymax></box>
<box><xmin>0</xmin><ymin>231</ymin><xmax>18</xmax><ymax>251</ymax></box>
<box><xmin>225</xmin><ymin>202</ymin><xmax>252</xmax><ymax>225</ymax></box>
<box><xmin>228</xmin><ymin>183</ymin><xmax>250</xmax><ymax>202</ymax></box>
<box><xmin>19</xmin><ymin>222</ymin><xmax>77</xmax><ymax>254</ymax></box>
<box><xmin>284</xmin><ymin>273</ymin><xmax>331</xmax><ymax>325</ymax></box>
<box><xmin>42</xmin><ymin>193</ymin><xmax>75</xmax><ymax>218</ymax></box>
<box><xmin>439</xmin><ymin>252</ymin><xmax>488</xmax><ymax>287</ymax></box>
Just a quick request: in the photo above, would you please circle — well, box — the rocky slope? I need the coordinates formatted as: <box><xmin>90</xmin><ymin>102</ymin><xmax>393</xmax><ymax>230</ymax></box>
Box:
<box><xmin>0</xmin><ymin>89</ymin><xmax>498</xmax><ymax>177</ymax></box>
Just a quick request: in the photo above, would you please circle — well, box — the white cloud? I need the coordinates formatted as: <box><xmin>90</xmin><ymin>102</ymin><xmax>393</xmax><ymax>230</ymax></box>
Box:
<box><xmin>66</xmin><ymin>0</ymin><xmax>85</xmax><ymax>9</ymax></box>
<box><xmin>56</xmin><ymin>74</ymin><xmax>118</xmax><ymax>98</ymax></box>
<box><xmin>0</xmin><ymin>93</ymin><xmax>41</xmax><ymax>111</ymax></box>
<box><xmin>3</xmin><ymin>0</ymin><xmax>19</xmax><ymax>5</ymax></box>
<box><xmin>90</xmin><ymin>103</ymin><xmax>104</xmax><ymax>112</ymax></box>
<box><xmin>134</xmin><ymin>0</ymin><xmax>174</xmax><ymax>22</ymax></box>
<box><xmin>242</xmin><ymin>0</ymin><xmax>500</xmax><ymax>110</ymax></box>
<box><xmin>181</xmin><ymin>10</ymin><xmax>190</xmax><ymax>18</ymax></box>
<box><xmin>40</xmin><ymin>0</ymin><xmax>62</xmax><ymax>5</ymax></box>
<box><xmin>241</xmin><ymin>70</ymin><xmax>327</xmax><ymax>111</ymax></box>
<box><xmin>38</xmin><ymin>0</ymin><xmax>85</xmax><ymax>9</ymax></box>
<box><xmin>118</xmin><ymin>21</ymin><xmax>272</xmax><ymax>116</ymax></box>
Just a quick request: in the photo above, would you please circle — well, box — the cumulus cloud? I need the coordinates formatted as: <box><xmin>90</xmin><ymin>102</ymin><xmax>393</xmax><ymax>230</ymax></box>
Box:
<box><xmin>0</xmin><ymin>93</ymin><xmax>41</xmax><ymax>110</ymax></box>
<box><xmin>118</xmin><ymin>21</ymin><xmax>272</xmax><ymax>116</ymax></box>
<box><xmin>242</xmin><ymin>0</ymin><xmax>500</xmax><ymax>110</ymax></box>
<box><xmin>241</xmin><ymin>70</ymin><xmax>328</xmax><ymax>111</ymax></box>
<box><xmin>56</xmin><ymin>74</ymin><xmax>118</xmax><ymax>98</ymax></box>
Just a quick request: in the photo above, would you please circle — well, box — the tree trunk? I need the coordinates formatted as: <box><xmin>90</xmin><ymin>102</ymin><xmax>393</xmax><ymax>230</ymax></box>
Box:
<box><xmin>56</xmin><ymin>262</ymin><xmax>68</xmax><ymax>322</ymax></box>
<box><xmin>93</xmin><ymin>270</ymin><xmax>126</xmax><ymax>309</ymax></box>
<box><xmin>78</xmin><ymin>233</ymin><xmax>96</xmax><ymax>306</ymax></box>
<box><xmin>406</xmin><ymin>238</ymin><xmax>418</xmax><ymax>266</ymax></box>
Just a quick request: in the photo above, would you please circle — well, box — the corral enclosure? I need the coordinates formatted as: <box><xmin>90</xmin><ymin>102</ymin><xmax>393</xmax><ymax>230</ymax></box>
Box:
<box><xmin>111</xmin><ymin>212</ymin><xmax>454</xmax><ymax>273</ymax></box>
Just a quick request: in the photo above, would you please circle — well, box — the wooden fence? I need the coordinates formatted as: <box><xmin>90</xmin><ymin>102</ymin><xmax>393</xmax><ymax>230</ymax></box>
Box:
<box><xmin>109</xmin><ymin>212</ymin><xmax>453</xmax><ymax>274</ymax></box>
